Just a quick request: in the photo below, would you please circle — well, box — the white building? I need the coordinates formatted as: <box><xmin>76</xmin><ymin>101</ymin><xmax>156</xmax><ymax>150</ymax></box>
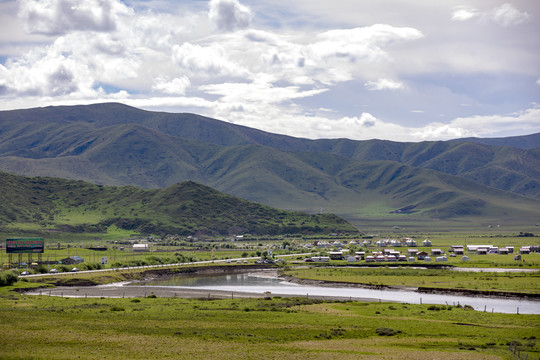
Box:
<box><xmin>133</xmin><ymin>244</ymin><xmax>149</xmax><ymax>252</ymax></box>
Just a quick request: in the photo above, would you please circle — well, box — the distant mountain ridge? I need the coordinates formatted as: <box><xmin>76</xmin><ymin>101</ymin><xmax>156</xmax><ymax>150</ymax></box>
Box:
<box><xmin>1</xmin><ymin>103</ymin><xmax>539</xmax><ymax>225</ymax></box>
<box><xmin>448</xmin><ymin>133</ymin><xmax>540</xmax><ymax>149</ymax></box>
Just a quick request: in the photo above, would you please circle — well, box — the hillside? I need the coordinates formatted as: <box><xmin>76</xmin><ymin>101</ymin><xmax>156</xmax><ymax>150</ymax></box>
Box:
<box><xmin>0</xmin><ymin>172</ymin><xmax>358</xmax><ymax>236</ymax></box>
<box><xmin>0</xmin><ymin>103</ymin><xmax>539</xmax><ymax>226</ymax></box>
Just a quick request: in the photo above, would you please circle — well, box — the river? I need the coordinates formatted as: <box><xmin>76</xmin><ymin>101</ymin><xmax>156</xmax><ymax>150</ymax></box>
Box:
<box><xmin>142</xmin><ymin>271</ymin><xmax>540</xmax><ymax>314</ymax></box>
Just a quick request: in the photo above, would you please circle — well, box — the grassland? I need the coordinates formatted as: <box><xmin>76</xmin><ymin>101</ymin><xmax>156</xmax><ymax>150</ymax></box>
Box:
<box><xmin>283</xmin><ymin>266</ymin><xmax>540</xmax><ymax>295</ymax></box>
<box><xmin>0</xmin><ymin>293</ymin><xmax>538</xmax><ymax>360</ymax></box>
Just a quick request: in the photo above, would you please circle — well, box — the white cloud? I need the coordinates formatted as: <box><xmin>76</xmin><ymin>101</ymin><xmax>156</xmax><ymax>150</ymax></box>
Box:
<box><xmin>172</xmin><ymin>42</ymin><xmax>248</xmax><ymax>78</ymax></box>
<box><xmin>447</xmin><ymin>106</ymin><xmax>540</xmax><ymax>137</ymax></box>
<box><xmin>152</xmin><ymin>76</ymin><xmax>191</xmax><ymax>95</ymax></box>
<box><xmin>18</xmin><ymin>0</ymin><xmax>130</xmax><ymax>35</ymax></box>
<box><xmin>202</xmin><ymin>104</ymin><xmax>540</xmax><ymax>142</ymax></box>
<box><xmin>0</xmin><ymin>0</ymin><xmax>538</xmax><ymax>143</ymax></box>
<box><xmin>451</xmin><ymin>3</ymin><xmax>530</xmax><ymax>27</ymax></box>
<box><xmin>209</xmin><ymin>0</ymin><xmax>252</xmax><ymax>32</ymax></box>
<box><xmin>123</xmin><ymin>96</ymin><xmax>214</xmax><ymax>110</ymax></box>
<box><xmin>451</xmin><ymin>6</ymin><xmax>479</xmax><ymax>22</ymax></box>
<box><xmin>310</xmin><ymin>25</ymin><xmax>423</xmax><ymax>63</ymax></box>
<box><xmin>490</xmin><ymin>3</ymin><xmax>530</xmax><ymax>27</ymax></box>
<box><xmin>365</xmin><ymin>78</ymin><xmax>404</xmax><ymax>91</ymax></box>
<box><xmin>200</xmin><ymin>79</ymin><xmax>327</xmax><ymax>104</ymax></box>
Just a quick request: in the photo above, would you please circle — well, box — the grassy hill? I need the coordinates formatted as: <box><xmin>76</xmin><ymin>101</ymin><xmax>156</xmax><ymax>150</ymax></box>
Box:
<box><xmin>0</xmin><ymin>103</ymin><xmax>539</xmax><ymax>228</ymax></box>
<box><xmin>0</xmin><ymin>172</ymin><xmax>358</xmax><ymax>236</ymax></box>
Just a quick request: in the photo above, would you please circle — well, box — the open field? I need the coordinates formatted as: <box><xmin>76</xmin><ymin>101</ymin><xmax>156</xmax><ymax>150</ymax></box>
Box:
<box><xmin>0</xmin><ymin>292</ymin><xmax>538</xmax><ymax>359</ymax></box>
<box><xmin>283</xmin><ymin>266</ymin><xmax>540</xmax><ymax>295</ymax></box>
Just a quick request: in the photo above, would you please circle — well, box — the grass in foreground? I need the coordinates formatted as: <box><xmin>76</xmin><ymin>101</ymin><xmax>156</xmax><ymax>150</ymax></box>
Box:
<box><xmin>0</xmin><ymin>293</ymin><xmax>538</xmax><ymax>360</ymax></box>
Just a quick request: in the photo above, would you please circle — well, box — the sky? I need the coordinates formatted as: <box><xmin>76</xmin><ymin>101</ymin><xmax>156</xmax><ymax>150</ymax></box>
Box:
<box><xmin>0</xmin><ymin>0</ymin><xmax>539</xmax><ymax>142</ymax></box>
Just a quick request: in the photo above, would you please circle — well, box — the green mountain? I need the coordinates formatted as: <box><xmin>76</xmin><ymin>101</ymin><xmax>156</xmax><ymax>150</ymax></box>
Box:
<box><xmin>0</xmin><ymin>103</ymin><xmax>539</xmax><ymax>226</ymax></box>
<box><xmin>0</xmin><ymin>172</ymin><xmax>357</xmax><ymax>236</ymax></box>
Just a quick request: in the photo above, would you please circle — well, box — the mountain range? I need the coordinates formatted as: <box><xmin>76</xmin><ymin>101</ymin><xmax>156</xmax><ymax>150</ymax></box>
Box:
<box><xmin>1</xmin><ymin>103</ymin><xmax>539</xmax><ymax>227</ymax></box>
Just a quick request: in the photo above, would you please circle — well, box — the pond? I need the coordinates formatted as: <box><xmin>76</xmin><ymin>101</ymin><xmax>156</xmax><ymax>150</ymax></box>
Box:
<box><xmin>142</xmin><ymin>271</ymin><xmax>539</xmax><ymax>314</ymax></box>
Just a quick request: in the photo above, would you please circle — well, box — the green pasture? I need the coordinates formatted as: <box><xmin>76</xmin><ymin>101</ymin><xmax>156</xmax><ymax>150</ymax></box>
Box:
<box><xmin>283</xmin><ymin>266</ymin><xmax>540</xmax><ymax>295</ymax></box>
<box><xmin>0</xmin><ymin>294</ymin><xmax>538</xmax><ymax>360</ymax></box>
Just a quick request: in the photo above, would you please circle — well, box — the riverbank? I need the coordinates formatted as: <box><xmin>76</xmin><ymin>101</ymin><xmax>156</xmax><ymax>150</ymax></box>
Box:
<box><xmin>23</xmin><ymin>264</ymin><xmax>381</xmax><ymax>302</ymax></box>
<box><xmin>281</xmin><ymin>266</ymin><xmax>540</xmax><ymax>300</ymax></box>
<box><xmin>282</xmin><ymin>274</ymin><xmax>540</xmax><ymax>300</ymax></box>
<box><xmin>20</xmin><ymin>264</ymin><xmax>539</xmax><ymax>305</ymax></box>
<box><xmin>25</xmin><ymin>283</ymin><xmax>385</xmax><ymax>302</ymax></box>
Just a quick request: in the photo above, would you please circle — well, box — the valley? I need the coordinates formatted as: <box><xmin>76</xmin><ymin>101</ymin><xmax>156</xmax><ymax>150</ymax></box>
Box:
<box><xmin>1</xmin><ymin>103</ymin><xmax>539</xmax><ymax>230</ymax></box>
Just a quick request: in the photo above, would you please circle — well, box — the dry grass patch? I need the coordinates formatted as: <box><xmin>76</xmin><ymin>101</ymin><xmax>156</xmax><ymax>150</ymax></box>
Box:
<box><xmin>285</xmin><ymin>338</ymin><xmax>504</xmax><ymax>360</ymax></box>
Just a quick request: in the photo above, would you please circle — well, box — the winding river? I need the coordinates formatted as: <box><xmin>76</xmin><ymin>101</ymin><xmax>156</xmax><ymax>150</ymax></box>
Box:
<box><xmin>143</xmin><ymin>271</ymin><xmax>540</xmax><ymax>314</ymax></box>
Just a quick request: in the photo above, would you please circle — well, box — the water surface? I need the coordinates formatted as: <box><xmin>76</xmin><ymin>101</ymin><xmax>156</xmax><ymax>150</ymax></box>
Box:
<box><xmin>143</xmin><ymin>271</ymin><xmax>539</xmax><ymax>314</ymax></box>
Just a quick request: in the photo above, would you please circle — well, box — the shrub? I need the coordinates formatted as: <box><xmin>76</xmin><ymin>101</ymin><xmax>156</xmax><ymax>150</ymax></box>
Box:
<box><xmin>110</xmin><ymin>306</ymin><xmax>125</xmax><ymax>312</ymax></box>
<box><xmin>376</xmin><ymin>327</ymin><xmax>401</xmax><ymax>336</ymax></box>
<box><xmin>0</xmin><ymin>271</ymin><xmax>18</xmax><ymax>286</ymax></box>
<box><xmin>58</xmin><ymin>265</ymin><xmax>70</xmax><ymax>272</ymax></box>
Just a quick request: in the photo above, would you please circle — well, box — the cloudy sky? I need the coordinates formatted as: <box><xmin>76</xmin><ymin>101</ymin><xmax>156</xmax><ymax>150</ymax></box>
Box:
<box><xmin>0</xmin><ymin>0</ymin><xmax>539</xmax><ymax>141</ymax></box>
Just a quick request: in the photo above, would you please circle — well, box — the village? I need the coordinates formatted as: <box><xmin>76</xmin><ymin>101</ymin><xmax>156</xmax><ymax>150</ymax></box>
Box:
<box><xmin>300</xmin><ymin>238</ymin><xmax>538</xmax><ymax>263</ymax></box>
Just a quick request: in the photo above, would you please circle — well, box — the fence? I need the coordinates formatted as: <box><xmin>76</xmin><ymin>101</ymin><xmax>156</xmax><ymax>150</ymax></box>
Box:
<box><xmin>508</xmin><ymin>342</ymin><xmax>534</xmax><ymax>360</ymax></box>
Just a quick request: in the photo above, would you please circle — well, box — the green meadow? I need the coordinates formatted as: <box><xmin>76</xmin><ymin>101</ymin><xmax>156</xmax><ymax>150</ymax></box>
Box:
<box><xmin>283</xmin><ymin>266</ymin><xmax>540</xmax><ymax>295</ymax></box>
<box><xmin>0</xmin><ymin>294</ymin><xmax>538</xmax><ymax>360</ymax></box>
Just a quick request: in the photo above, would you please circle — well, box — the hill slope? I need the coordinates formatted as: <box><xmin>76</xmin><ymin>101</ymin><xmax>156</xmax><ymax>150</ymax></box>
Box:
<box><xmin>0</xmin><ymin>103</ymin><xmax>539</xmax><ymax>226</ymax></box>
<box><xmin>0</xmin><ymin>172</ymin><xmax>358</xmax><ymax>236</ymax></box>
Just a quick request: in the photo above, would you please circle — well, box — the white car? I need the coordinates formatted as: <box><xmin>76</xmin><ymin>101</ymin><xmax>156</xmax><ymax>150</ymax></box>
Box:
<box><xmin>49</xmin><ymin>269</ymin><xmax>59</xmax><ymax>273</ymax></box>
<box><xmin>71</xmin><ymin>268</ymin><xmax>79</xmax><ymax>272</ymax></box>
<box><xmin>20</xmin><ymin>271</ymin><xmax>30</xmax><ymax>276</ymax></box>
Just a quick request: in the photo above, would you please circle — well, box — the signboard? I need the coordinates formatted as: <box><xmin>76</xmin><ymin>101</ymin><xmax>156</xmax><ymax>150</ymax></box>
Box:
<box><xmin>6</xmin><ymin>238</ymin><xmax>44</xmax><ymax>254</ymax></box>
<box><xmin>102</xmin><ymin>257</ymin><xmax>107</xmax><ymax>265</ymax></box>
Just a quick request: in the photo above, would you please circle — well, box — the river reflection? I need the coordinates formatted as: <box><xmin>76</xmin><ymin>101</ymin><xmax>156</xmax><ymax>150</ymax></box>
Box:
<box><xmin>142</xmin><ymin>271</ymin><xmax>539</xmax><ymax>314</ymax></box>
<box><xmin>145</xmin><ymin>272</ymin><xmax>287</xmax><ymax>287</ymax></box>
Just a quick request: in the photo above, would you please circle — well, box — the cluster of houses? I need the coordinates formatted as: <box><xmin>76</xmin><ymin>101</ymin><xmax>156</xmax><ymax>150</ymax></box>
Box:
<box><xmin>308</xmin><ymin>238</ymin><xmax>430</xmax><ymax>249</ymax></box>
<box><xmin>303</xmin><ymin>239</ymin><xmax>538</xmax><ymax>263</ymax></box>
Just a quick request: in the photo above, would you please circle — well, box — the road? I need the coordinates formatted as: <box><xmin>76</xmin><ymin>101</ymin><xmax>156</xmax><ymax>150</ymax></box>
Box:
<box><xmin>19</xmin><ymin>253</ymin><xmax>311</xmax><ymax>278</ymax></box>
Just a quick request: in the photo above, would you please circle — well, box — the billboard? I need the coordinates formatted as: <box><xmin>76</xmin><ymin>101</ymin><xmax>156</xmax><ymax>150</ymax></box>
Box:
<box><xmin>6</xmin><ymin>238</ymin><xmax>44</xmax><ymax>254</ymax></box>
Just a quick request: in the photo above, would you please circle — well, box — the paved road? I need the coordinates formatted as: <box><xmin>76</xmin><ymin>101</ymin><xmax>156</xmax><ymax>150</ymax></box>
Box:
<box><xmin>19</xmin><ymin>253</ymin><xmax>311</xmax><ymax>278</ymax></box>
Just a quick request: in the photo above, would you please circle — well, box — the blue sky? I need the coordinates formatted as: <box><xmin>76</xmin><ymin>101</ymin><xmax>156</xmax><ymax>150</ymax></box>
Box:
<box><xmin>0</xmin><ymin>0</ymin><xmax>539</xmax><ymax>141</ymax></box>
